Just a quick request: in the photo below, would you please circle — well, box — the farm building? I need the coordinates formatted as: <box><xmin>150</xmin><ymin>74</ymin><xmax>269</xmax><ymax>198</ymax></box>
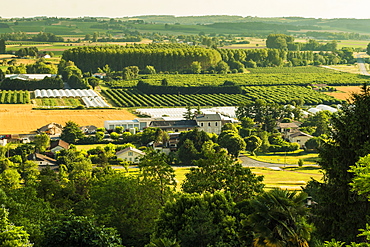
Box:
<box><xmin>5</xmin><ymin>74</ymin><xmax>57</xmax><ymax>80</ymax></box>
<box><xmin>27</xmin><ymin>153</ymin><xmax>58</xmax><ymax>170</ymax></box>
<box><xmin>104</xmin><ymin>118</ymin><xmax>152</xmax><ymax>131</ymax></box>
<box><xmin>50</xmin><ymin>140</ymin><xmax>70</xmax><ymax>154</ymax></box>
<box><xmin>287</xmin><ymin>131</ymin><xmax>313</xmax><ymax>148</ymax></box>
<box><xmin>37</xmin><ymin>123</ymin><xmax>63</xmax><ymax>135</ymax></box>
<box><xmin>80</xmin><ymin>125</ymin><xmax>98</xmax><ymax>134</ymax></box>
<box><xmin>105</xmin><ymin>113</ymin><xmax>235</xmax><ymax>135</ymax></box>
<box><xmin>116</xmin><ymin>147</ymin><xmax>145</xmax><ymax>163</ymax></box>
<box><xmin>149</xmin><ymin>119</ymin><xmax>198</xmax><ymax>132</ymax></box>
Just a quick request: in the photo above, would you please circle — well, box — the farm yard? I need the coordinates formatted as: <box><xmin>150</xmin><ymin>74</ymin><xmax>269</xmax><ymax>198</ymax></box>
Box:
<box><xmin>0</xmin><ymin>104</ymin><xmax>135</xmax><ymax>134</ymax></box>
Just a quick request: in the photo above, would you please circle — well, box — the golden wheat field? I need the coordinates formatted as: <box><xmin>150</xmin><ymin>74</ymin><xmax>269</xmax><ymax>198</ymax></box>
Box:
<box><xmin>0</xmin><ymin>105</ymin><xmax>136</xmax><ymax>134</ymax></box>
<box><xmin>325</xmin><ymin>85</ymin><xmax>363</xmax><ymax>101</ymax></box>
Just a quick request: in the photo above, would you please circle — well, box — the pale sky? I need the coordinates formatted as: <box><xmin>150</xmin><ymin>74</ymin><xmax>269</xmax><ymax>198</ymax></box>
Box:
<box><xmin>1</xmin><ymin>0</ymin><xmax>369</xmax><ymax>19</ymax></box>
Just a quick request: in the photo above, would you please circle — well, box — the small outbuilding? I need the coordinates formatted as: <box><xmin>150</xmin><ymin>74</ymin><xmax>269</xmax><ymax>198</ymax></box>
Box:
<box><xmin>50</xmin><ymin>140</ymin><xmax>70</xmax><ymax>154</ymax></box>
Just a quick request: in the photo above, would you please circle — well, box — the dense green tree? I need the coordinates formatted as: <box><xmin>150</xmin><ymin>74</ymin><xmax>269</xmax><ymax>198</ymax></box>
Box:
<box><xmin>34</xmin><ymin>132</ymin><xmax>50</xmax><ymax>153</ymax></box>
<box><xmin>41</xmin><ymin>215</ymin><xmax>122</xmax><ymax>247</ymax></box>
<box><xmin>0</xmin><ymin>68</ymin><xmax>4</xmax><ymax>80</ymax></box>
<box><xmin>122</xmin><ymin>66</ymin><xmax>139</xmax><ymax>80</ymax></box>
<box><xmin>301</xmin><ymin>110</ymin><xmax>332</xmax><ymax>137</ymax></box>
<box><xmin>60</xmin><ymin>121</ymin><xmax>85</xmax><ymax>144</ymax></box>
<box><xmin>18</xmin><ymin>161</ymin><xmax>39</xmax><ymax>186</ymax></box>
<box><xmin>182</xmin><ymin>143</ymin><xmax>264</xmax><ymax>202</ymax></box>
<box><xmin>218</xmin><ymin>130</ymin><xmax>246</xmax><ymax>157</ymax></box>
<box><xmin>143</xmin><ymin>65</ymin><xmax>156</xmax><ymax>74</ymax></box>
<box><xmin>139</xmin><ymin>149</ymin><xmax>176</xmax><ymax>204</ymax></box>
<box><xmin>26</xmin><ymin>60</ymin><xmax>57</xmax><ymax>74</ymax></box>
<box><xmin>0</xmin><ymin>39</ymin><xmax>5</xmax><ymax>54</ymax></box>
<box><xmin>0</xmin><ymin>169</ymin><xmax>21</xmax><ymax>191</ymax></box>
<box><xmin>161</xmin><ymin>78</ymin><xmax>169</xmax><ymax>86</ymax></box>
<box><xmin>304</xmin><ymin>136</ymin><xmax>323</xmax><ymax>151</ymax></box>
<box><xmin>153</xmin><ymin>192</ymin><xmax>240</xmax><ymax>247</ymax></box>
<box><xmin>178</xmin><ymin>128</ymin><xmax>211</xmax><ymax>152</ymax></box>
<box><xmin>266</xmin><ymin>34</ymin><xmax>294</xmax><ymax>50</ymax></box>
<box><xmin>236</xmin><ymin>99</ymin><xmax>285</xmax><ymax>132</ymax></box>
<box><xmin>91</xmin><ymin>173</ymin><xmax>164</xmax><ymax>247</ymax></box>
<box><xmin>245</xmin><ymin>135</ymin><xmax>262</xmax><ymax>155</ymax></box>
<box><xmin>145</xmin><ymin>237</ymin><xmax>180</xmax><ymax>247</ymax></box>
<box><xmin>215</xmin><ymin>60</ymin><xmax>230</xmax><ymax>74</ymax></box>
<box><xmin>0</xmin><ymin>207</ymin><xmax>32</xmax><ymax>247</ymax></box>
<box><xmin>177</xmin><ymin>139</ymin><xmax>199</xmax><ymax>165</ymax></box>
<box><xmin>190</xmin><ymin>61</ymin><xmax>202</xmax><ymax>74</ymax></box>
<box><xmin>87</xmin><ymin>77</ymin><xmax>100</xmax><ymax>89</ymax></box>
<box><xmin>367</xmin><ymin>43</ymin><xmax>370</xmax><ymax>56</ymax></box>
<box><xmin>304</xmin><ymin>84</ymin><xmax>370</xmax><ymax>243</ymax></box>
<box><xmin>15</xmin><ymin>47</ymin><xmax>38</xmax><ymax>57</ymax></box>
<box><xmin>62</xmin><ymin>44</ymin><xmax>221</xmax><ymax>73</ymax></box>
<box><xmin>245</xmin><ymin>188</ymin><xmax>313</xmax><ymax>247</ymax></box>
<box><xmin>0</xmin><ymin>186</ymin><xmax>55</xmax><ymax>246</ymax></box>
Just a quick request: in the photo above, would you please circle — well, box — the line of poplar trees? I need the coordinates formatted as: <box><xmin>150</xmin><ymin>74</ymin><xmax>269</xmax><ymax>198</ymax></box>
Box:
<box><xmin>62</xmin><ymin>44</ymin><xmax>222</xmax><ymax>72</ymax></box>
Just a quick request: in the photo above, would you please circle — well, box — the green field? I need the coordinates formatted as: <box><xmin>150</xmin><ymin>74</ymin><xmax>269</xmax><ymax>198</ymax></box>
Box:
<box><xmin>34</xmin><ymin>98</ymin><xmax>83</xmax><ymax>107</ymax></box>
<box><xmin>0</xmin><ymin>90</ymin><xmax>30</xmax><ymax>104</ymax></box>
<box><xmin>105</xmin><ymin>68</ymin><xmax>368</xmax><ymax>88</ymax></box>
<box><xmin>336</xmin><ymin>40</ymin><xmax>370</xmax><ymax>49</ymax></box>
<box><xmin>251</xmin><ymin>166</ymin><xmax>323</xmax><ymax>190</ymax></box>
<box><xmin>246</xmin><ymin>150</ymin><xmax>320</xmax><ymax>165</ymax></box>
<box><xmin>106</xmin><ymin>166</ymin><xmax>323</xmax><ymax>191</ymax></box>
<box><xmin>242</xmin><ymin>85</ymin><xmax>341</xmax><ymax>105</ymax></box>
<box><xmin>102</xmin><ymin>84</ymin><xmax>341</xmax><ymax>108</ymax></box>
<box><xmin>76</xmin><ymin>144</ymin><xmax>322</xmax><ymax>190</ymax></box>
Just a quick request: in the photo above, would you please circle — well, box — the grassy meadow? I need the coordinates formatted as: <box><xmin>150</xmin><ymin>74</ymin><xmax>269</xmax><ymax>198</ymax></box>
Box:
<box><xmin>246</xmin><ymin>150</ymin><xmax>320</xmax><ymax>166</ymax></box>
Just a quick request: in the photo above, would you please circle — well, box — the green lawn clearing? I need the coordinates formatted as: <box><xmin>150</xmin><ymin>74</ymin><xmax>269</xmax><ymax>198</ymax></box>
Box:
<box><xmin>246</xmin><ymin>150</ymin><xmax>320</xmax><ymax>166</ymax></box>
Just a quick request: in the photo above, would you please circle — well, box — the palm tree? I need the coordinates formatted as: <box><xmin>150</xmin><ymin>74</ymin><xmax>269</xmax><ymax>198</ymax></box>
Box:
<box><xmin>246</xmin><ymin>188</ymin><xmax>313</xmax><ymax>247</ymax></box>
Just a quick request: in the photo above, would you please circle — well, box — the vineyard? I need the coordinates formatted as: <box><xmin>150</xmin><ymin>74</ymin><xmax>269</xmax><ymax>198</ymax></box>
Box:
<box><xmin>0</xmin><ymin>91</ymin><xmax>30</xmax><ymax>104</ymax></box>
<box><xmin>247</xmin><ymin>66</ymin><xmax>336</xmax><ymax>74</ymax></box>
<box><xmin>105</xmin><ymin>68</ymin><xmax>369</xmax><ymax>88</ymax></box>
<box><xmin>102</xmin><ymin>86</ymin><xmax>342</xmax><ymax>108</ymax></box>
<box><xmin>242</xmin><ymin>85</ymin><xmax>343</xmax><ymax>105</ymax></box>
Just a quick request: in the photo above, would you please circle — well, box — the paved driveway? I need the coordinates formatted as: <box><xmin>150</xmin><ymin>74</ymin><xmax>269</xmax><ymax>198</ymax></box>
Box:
<box><xmin>239</xmin><ymin>154</ymin><xmax>296</xmax><ymax>170</ymax></box>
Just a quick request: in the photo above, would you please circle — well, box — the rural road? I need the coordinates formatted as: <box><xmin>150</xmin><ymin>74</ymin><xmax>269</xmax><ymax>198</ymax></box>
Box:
<box><xmin>356</xmin><ymin>54</ymin><xmax>370</xmax><ymax>76</ymax></box>
<box><xmin>239</xmin><ymin>154</ymin><xmax>290</xmax><ymax>170</ymax></box>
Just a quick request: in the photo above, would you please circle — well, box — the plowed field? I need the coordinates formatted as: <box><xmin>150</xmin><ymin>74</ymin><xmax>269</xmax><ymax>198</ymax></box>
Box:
<box><xmin>0</xmin><ymin>105</ymin><xmax>135</xmax><ymax>134</ymax></box>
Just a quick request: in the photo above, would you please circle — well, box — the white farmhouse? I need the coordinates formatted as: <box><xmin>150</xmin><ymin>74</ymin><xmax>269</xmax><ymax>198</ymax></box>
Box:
<box><xmin>116</xmin><ymin>147</ymin><xmax>145</xmax><ymax>163</ymax></box>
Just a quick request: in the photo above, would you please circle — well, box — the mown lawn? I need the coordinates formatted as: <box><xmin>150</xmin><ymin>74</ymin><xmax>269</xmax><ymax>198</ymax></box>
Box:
<box><xmin>121</xmin><ymin>166</ymin><xmax>323</xmax><ymax>191</ymax></box>
<box><xmin>245</xmin><ymin>149</ymin><xmax>320</xmax><ymax>166</ymax></box>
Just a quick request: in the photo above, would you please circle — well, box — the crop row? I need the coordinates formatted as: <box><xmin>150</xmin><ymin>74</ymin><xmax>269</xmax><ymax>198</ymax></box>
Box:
<box><xmin>247</xmin><ymin>66</ymin><xmax>336</xmax><ymax>74</ymax></box>
<box><xmin>102</xmin><ymin>89</ymin><xmax>250</xmax><ymax>107</ymax></box>
<box><xmin>105</xmin><ymin>68</ymin><xmax>368</xmax><ymax>88</ymax></box>
<box><xmin>34</xmin><ymin>98</ymin><xmax>83</xmax><ymax>107</ymax></box>
<box><xmin>242</xmin><ymin>85</ymin><xmax>343</xmax><ymax>105</ymax></box>
<box><xmin>0</xmin><ymin>91</ymin><xmax>30</xmax><ymax>104</ymax></box>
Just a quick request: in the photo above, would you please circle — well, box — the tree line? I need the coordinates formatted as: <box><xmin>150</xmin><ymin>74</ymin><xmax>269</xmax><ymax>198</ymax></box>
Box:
<box><xmin>61</xmin><ymin>44</ymin><xmax>222</xmax><ymax>73</ymax></box>
<box><xmin>0</xmin><ymin>77</ymin><xmax>63</xmax><ymax>90</ymax></box>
